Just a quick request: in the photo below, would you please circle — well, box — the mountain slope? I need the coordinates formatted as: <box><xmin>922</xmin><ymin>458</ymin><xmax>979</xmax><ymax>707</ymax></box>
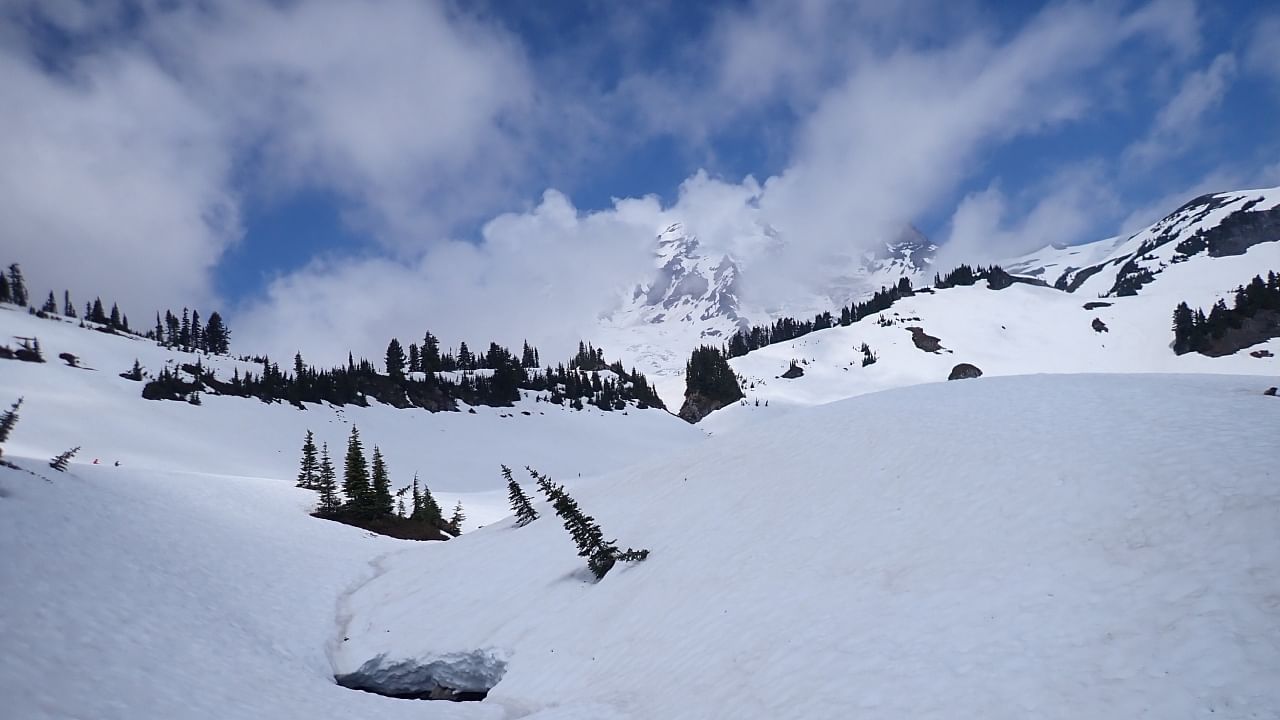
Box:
<box><xmin>600</xmin><ymin>223</ymin><xmax>937</xmax><ymax>406</ymax></box>
<box><xmin>704</xmin><ymin>187</ymin><xmax>1279</xmax><ymax>430</ymax></box>
<box><xmin>0</xmin><ymin>306</ymin><xmax>705</xmax><ymax>527</ymax></box>
<box><xmin>333</xmin><ymin>373</ymin><xmax>1280</xmax><ymax>719</ymax></box>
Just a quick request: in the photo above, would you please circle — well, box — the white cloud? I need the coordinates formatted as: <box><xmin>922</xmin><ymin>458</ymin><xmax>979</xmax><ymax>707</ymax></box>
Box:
<box><xmin>941</xmin><ymin>166</ymin><xmax>1118</xmax><ymax>267</ymax></box>
<box><xmin>1244</xmin><ymin>13</ymin><xmax>1280</xmax><ymax>84</ymax></box>
<box><xmin>0</xmin><ymin>0</ymin><xmax>534</xmax><ymax>317</ymax></box>
<box><xmin>0</xmin><ymin>42</ymin><xmax>236</xmax><ymax>316</ymax></box>
<box><xmin>1124</xmin><ymin>52</ymin><xmax>1236</xmax><ymax>167</ymax></box>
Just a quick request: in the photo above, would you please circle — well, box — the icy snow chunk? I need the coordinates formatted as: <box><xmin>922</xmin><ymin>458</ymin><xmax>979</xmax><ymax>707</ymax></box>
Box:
<box><xmin>335</xmin><ymin>649</ymin><xmax>508</xmax><ymax>701</ymax></box>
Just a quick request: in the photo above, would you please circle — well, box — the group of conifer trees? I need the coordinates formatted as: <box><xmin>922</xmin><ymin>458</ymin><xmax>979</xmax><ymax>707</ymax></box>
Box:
<box><xmin>147</xmin><ymin>334</ymin><xmax>663</xmax><ymax>413</ymax></box>
<box><xmin>1</xmin><ymin>261</ymin><xmax>232</xmax><ymax>356</ymax></box>
<box><xmin>1172</xmin><ymin>272</ymin><xmax>1280</xmax><ymax>354</ymax></box>
<box><xmin>725</xmin><ymin>277</ymin><xmax>918</xmax><ymax>358</ymax></box>
<box><xmin>295</xmin><ymin>428</ymin><xmax>460</xmax><ymax>532</ymax></box>
<box><xmin>504</xmin><ymin>464</ymin><xmax>648</xmax><ymax>581</ymax></box>
<box><xmin>684</xmin><ymin>345</ymin><xmax>744</xmax><ymax>406</ymax></box>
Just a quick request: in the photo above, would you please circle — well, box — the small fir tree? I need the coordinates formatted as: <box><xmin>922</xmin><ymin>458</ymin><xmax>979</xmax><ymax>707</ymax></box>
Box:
<box><xmin>296</xmin><ymin>430</ymin><xmax>319</xmax><ymax>489</ymax></box>
<box><xmin>64</xmin><ymin>290</ymin><xmax>76</xmax><ymax>318</ymax></box>
<box><xmin>314</xmin><ymin>443</ymin><xmax>341</xmax><ymax>515</ymax></box>
<box><xmin>385</xmin><ymin>338</ymin><xmax>407</xmax><ymax>378</ymax></box>
<box><xmin>528</xmin><ymin>466</ymin><xmax>648</xmax><ymax>580</ymax></box>
<box><xmin>41</xmin><ymin>291</ymin><xmax>57</xmax><ymax>314</ymax></box>
<box><xmin>370</xmin><ymin>446</ymin><xmax>394</xmax><ymax>516</ymax></box>
<box><xmin>49</xmin><ymin>446</ymin><xmax>80</xmax><ymax>471</ymax></box>
<box><xmin>342</xmin><ymin>426</ymin><xmax>370</xmax><ymax>512</ymax></box>
<box><xmin>0</xmin><ymin>397</ymin><xmax>22</xmax><ymax>460</ymax></box>
<box><xmin>7</xmin><ymin>264</ymin><xmax>28</xmax><ymax>306</ymax></box>
<box><xmin>503</xmin><ymin>464</ymin><xmax>539</xmax><ymax>527</ymax></box>
<box><xmin>447</xmin><ymin>500</ymin><xmax>466</xmax><ymax>535</ymax></box>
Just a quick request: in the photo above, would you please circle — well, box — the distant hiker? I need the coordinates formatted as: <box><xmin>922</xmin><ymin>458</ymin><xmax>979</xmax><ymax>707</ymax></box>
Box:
<box><xmin>114</xmin><ymin>460</ymin><xmax>121</xmax><ymax>467</ymax></box>
<box><xmin>92</xmin><ymin>458</ymin><xmax>100</xmax><ymax>465</ymax></box>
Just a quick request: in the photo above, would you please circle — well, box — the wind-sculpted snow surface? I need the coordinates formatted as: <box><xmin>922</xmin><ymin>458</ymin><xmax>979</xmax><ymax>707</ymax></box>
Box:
<box><xmin>336</xmin><ymin>374</ymin><xmax>1280</xmax><ymax>720</ymax></box>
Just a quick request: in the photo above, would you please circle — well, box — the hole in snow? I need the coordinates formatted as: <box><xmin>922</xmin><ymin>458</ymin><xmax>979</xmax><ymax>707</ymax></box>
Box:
<box><xmin>335</xmin><ymin>650</ymin><xmax>507</xmax><ymax>702</ymax></box>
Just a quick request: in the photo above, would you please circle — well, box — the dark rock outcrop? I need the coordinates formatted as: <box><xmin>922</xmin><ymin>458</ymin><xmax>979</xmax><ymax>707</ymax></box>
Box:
<box><xmin>907</xmin><ymin>327</ymin><xmax>944</xmax><ymax>353</ymax></box>
<box><xmin>780</xmin><ymin>362</ymin><xmax>804</xmax><ymax>379</ymax></box>
<box><xmin>948</xmin><ymin>363</ymin><xmax>983</xmax><ymax>380</ymax></box>
<box><xmin>1092</xmin><ymin>318</ymin><xmax>1109</xmax><ymax>333</ymax></box>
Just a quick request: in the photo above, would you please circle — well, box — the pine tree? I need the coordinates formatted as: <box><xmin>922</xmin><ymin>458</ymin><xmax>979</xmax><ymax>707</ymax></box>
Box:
<box><xmin>49</xmin><ymin>446</ymin><xmax>80</xmax><ymax>471</ymax></box>
<box><xmin>503</xmin><ymin>464</ymin><xmax>539</xmax><ymax>527</ymax></box>
<box><xmin>385</xmin><ymin>338</ymin><xmax>406</xmax><ymax>378</ymax></box>
<box><xmin>370</xmin><ymin>446</ymin><xmax>394</xmax><ymax>516</ymax></box>
<box><xmin>204</xmin><ymin>312</ymin><xmax>230</xmax><ymax>354</ymax></box>
<box><xmin>180</xmin><ymin>308</ymin><xmax>191</xmax><ymax>349</ymax></box>
<box><xmin>0</xmin><ymin>397</ymin><xmax>21</xmax><ymax>460</ymax></box>
<box><xmin>41</xmin><ymin>291</ymin><xmax>57</xmax><ymax>314</ymax></box>
<box><xmin>109</xmin><ymin>303</ymin><xmax>121</xmax><ymax>329</ymax></box>
<box><xmin>7</xmin><ymin>264</ymin><xmax>28</xmax><ymax>306</ymax></box>
<box><xmin>0</xmin><ymin>273</ymin><xmax>10</xmax><ymax>304</ymax></box>
<box><xmin>90</xmin><ymin>298</ymin><xmax>106</xmax><ymax>324</ymax></box>
<box><xmin>1172</xmin><ymin>302</ymin><xmax>1195</xmax><ymax>354</ymax></box>
<box><xmin>64</xmin><ymin>290</ymin><xmax>76</xmax><ymax>318</ymax></box>
<box><xmin>314</xmin><ymin>443</ymin><xmax>341</xmax><ymax>515</ymax></box>
<box><xmin>296</xmin><ymin>430</ymin><xmax>319</xmax><ymax>489</ymax></box>
<box><xmin>447</xmin><ymin>500</ymin><xmax>466</xmax><ymax>535</ymax></box>
<box><xmin>417</xmin><ymin>476</ymin><xmax>444</xmax><ymax>526</ymax></box>
<box><xmin>190</xmin><ymin>310</ymin><xmax>202</xmax><ymax>351</ymax></box>
<box><xmin>342</xmin><ymin>426</ymin><xmax>370</xmax><ymax>512</ymax></box>
<box><xmin>529</xmin><ymin>466</ymin><xmax>648</xmax><ymax>580</ymax></box>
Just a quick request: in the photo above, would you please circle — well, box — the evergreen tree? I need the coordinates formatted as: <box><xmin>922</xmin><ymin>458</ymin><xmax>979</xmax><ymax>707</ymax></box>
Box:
<box><xmin>64</xmin><ymin>290</ymin><xmax>76</xmax><ymax>318</ymax></box>
<box><xmin>121</xmin><ymin>359</ymin><xmax>144</xmax><ymax>381</ymax></box>
<box><xmin>109</xmin><ymin>303</ymin><xmax>121</xmax><ymax>329</ymax></box>
<box><xmin>190</xmin><ymin>310</ymin><xmax>202</xmax><ymax>351</ymax></box>
<box><xmin>180</xmin><ymin>308</ymin><xmax>191</xmax><ymax>349</ymax></box>
<box><xmin>413</xmin><ymin>475</ymin><xmax>444</xmax><ymax>525</ymax></box>
<box><xmin>529</xmin><ymin>466</ymin><xmax>648</xmax><ymax>580</ymax></box>
<box><xmin>370</xmin><ymin>446</ymin><xmax>394</xmax><ymax>516</ymax></box>
<box><xmin>421</xmin><ymin>331</ymin><xmax>441</xmax><ymax>372</ymax></box>
<box><xmin>49</xmin><ymin>446</ymin><xmax>80</xmax><ymax>471</ymax></box>
<box><xmin>447</xmin><ymin>500</ymin><xmax>466</xmax><ymax>535</ymax></box>
<box><xmin>385</xmin><ymin>338</ymin><xmax>406</xmax><ymax>378</ymax></box>
<box><xmin>342</xmin><ymin>426</ymin><xmax>371</xmax><ymax>512</ymax></box>
<box><xmin>204</xmin><ymin>312</ymin><xmax>230</xmax><ymax>354</ymax></box>
<box><xmin>408</xmin><ymin>343</ymin><xmax>420</xmax><ymax>373</ymax></box>
<box><xmin>90</xmin><ymin>298</ymin><xmax>106</xmax><ymax>324</ymax></box>
<box><xmin>1172</xmin><ymin>302</ymin><xmax>1195</xmax><ymax>354</ymax></box>
<box><xmin>503</xmin><ymin>464</ymin><xmax>539</xmax><ymax>527</ymax></box>
<box><xmin>457</xmin><ymin>341</ymin><xmax>474</xmax><ymax>370</ymax></box>
<box><xmin>314</xmin><ymin>443</ymin><xmax>341</xmax><ymax>515</ymax></box>
<box><xmin>0</xmin><ymin>273</ymin><xmax>9</xmax><ymax>303</ymax></box>
<box><xmin>296</xmin><ymin>430</ymin><xmax>319</xmax><ymax>489</ymax></box>
<box><xmin>7</xmin><ymin>264</ymin><xmax>28</xmax><ymax>306</ymax></box>
<box><xmin>41</xmin><ymin>291</ymin><xmax>57</xmax><ymax>314</ymax></box>
<box><xmin>0</xmin><ymin>397</ymin><xmax>22</xmax><ymax>460</ymax></box>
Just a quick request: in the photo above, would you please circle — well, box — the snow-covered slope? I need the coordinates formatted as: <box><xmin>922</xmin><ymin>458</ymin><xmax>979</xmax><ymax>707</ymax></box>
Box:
<box><xmin>704</xmin><ymin>187</ymin><xmax>1280</xmax><ymax>431</ymax></box>
<box><xmin>1061</xmin><ymin>187</ymin><xmax>1280</xmax><ymax>296</ymax></box>
<box><xmin>0</xmin><ymin>307</ymin><xmax>705</xmax><ymax>527</ymax></box>
<box><xmin>6</xmin><ymin>373</ymin><xmax>1276</xmax><ymax>720</ymax></box>
<box><xmin>600</xmin><ymin>223</ymin><xmax>936</xmax><ymax>406</ymax></box>
<box><xmin>331</xmin><ymin>373</ymin><xmax>1280</xmax><ymax>719</ymax></box>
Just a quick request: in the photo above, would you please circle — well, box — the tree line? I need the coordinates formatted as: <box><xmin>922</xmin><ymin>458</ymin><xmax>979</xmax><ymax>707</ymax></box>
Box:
<box><xmin>1172</xmin><ymin>272</ymin><xmax>1280</xmax><ymax>355</ymax></box>
<box><xmin>143</xmin><ymin>334</ymin><xmax>664</xmax><ymax>413</ymax></box>
<box><xmin>1</xmin><ymin>261</ymin><xmax>233</xmax><ymax>356</ymax></box>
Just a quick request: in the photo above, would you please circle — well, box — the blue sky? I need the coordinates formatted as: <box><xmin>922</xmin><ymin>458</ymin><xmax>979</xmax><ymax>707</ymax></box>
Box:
<box><xmin>2</xmin><ymin>0</ymin><xmax>1278</xmax><ymax>360</ymax></box>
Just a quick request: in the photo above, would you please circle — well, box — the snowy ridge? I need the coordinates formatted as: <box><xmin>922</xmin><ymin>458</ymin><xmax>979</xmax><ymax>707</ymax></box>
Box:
<box><xmin>600</xmin><ymin>222</ymin><xmax>937</xmax><ymax>407</ymax></box>
<box><xmin>1060</xmin><ymin>187</ymin><xmax>1280</xmax><ymax>296</ymax></box>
